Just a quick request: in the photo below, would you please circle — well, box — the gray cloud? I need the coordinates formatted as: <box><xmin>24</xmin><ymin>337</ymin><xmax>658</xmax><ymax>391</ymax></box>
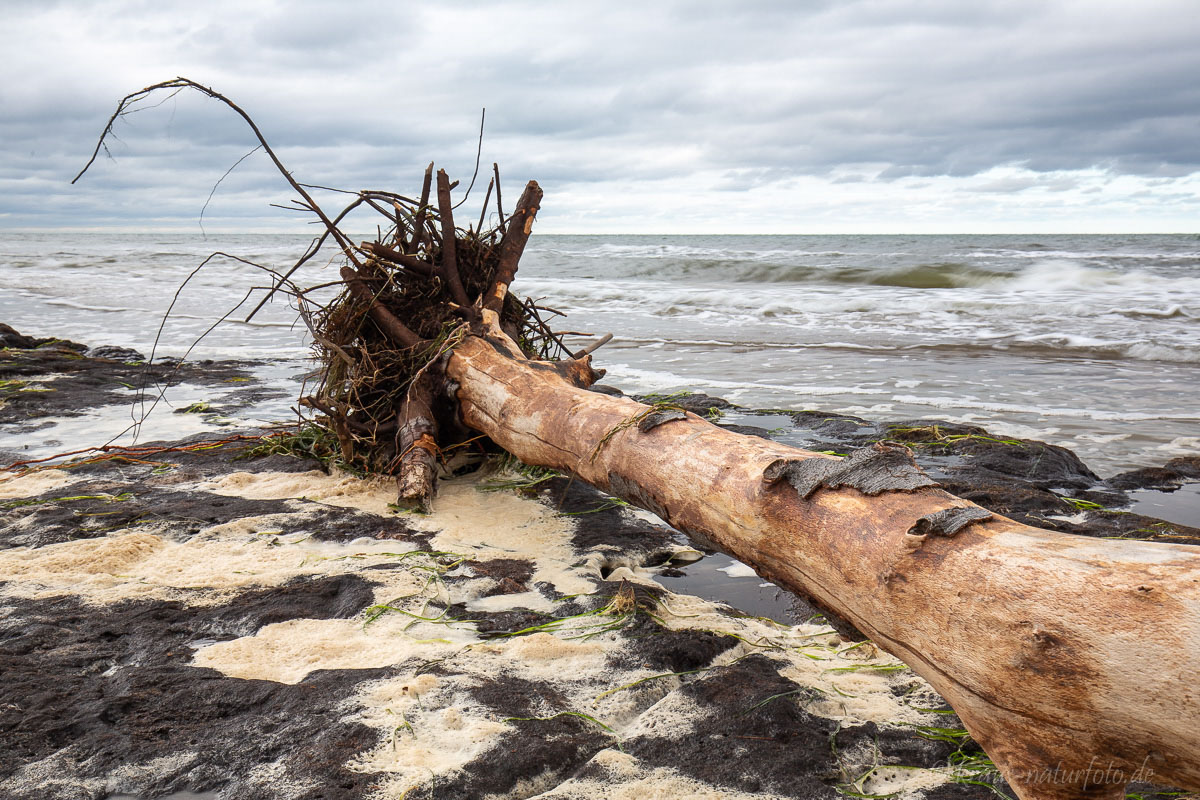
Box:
<box><xmin>1</xmin><ymin>0</ymin><xmax>1198</xmax><ymax>229</ymax></box>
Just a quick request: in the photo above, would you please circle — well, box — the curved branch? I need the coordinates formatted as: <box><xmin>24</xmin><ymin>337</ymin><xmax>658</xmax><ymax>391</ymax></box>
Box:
<box><xmin>74</xmin><ymin>77</ymin><xmax>361</xmax><ymax>267</ymax></box>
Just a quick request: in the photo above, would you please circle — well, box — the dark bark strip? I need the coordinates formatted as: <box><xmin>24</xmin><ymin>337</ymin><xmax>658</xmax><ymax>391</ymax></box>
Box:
<box><xmin>436</xmin><ymin>169</ymin><xmax>472</xmax><ymax>310</ymax></box>
<box><xmin>908</xmin><ymin>506</ymin><xmax>993</xmax><ymax>537</ymax></box>
<box><xmin>411</xmin><ymin>162</ymin><xmax>434</xmax><ymax>253</ymax></box>
<box><xmin>638</xmin><ymin>409</ymin><xmax>688</xmax><ymax>432</ymax></box>
<box><xmin>763</xmin><ymin>442</ymin><xmax>938</xmax><ymax>499</ymax></box>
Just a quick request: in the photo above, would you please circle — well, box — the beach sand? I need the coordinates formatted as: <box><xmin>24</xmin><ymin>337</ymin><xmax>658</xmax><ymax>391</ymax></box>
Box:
<box><xmin>0</xmin><ymin>451</ymin><xmax>970</xmax><ymax>799</ymax></box>
<box><xmin>4</xmin><ymin>338</ymin><xmax>1196</xmax><ymax>799</ymax></box>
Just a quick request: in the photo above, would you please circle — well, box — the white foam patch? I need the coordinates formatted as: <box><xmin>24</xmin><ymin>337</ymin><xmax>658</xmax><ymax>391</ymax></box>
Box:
<box><xmin>0</xmin><ymin>469</ymin><xmax>81</xmax><ymax>498</ymax></box>
<box><xmin>466</xmin><ymin>632</ymin><xmax>613</xmax><ymax>691</ymax></box>
<box><xmin>192</xmin><ymin>609</ymin><xmax>473</xmax><ymax>684</ymax></box>
<box><xmin>202</xmin><ymin>469</ymin><xmax>399</xmax><ymax>516</ymax></box>
<box><xmin>352</xmin><ymin>638</ymin><xmax>723</xmax><ymax>800</ymax></box>
<box><xmin>198</xmin><ymin>469</ymin><xmax>596</xmax><ymax>597</ymax></box>
<box><xmin>196</xmin><ymin>511</ymin><xmax>312</xmax><ymax>539</ymax></box>
<box><xmin>858</xmin><ymin>765</ymin><xmax>953</xmax><ymax>797</ymax></box>
<box><xmin>344</xmin><ymin>619</ymin><xmax>742</xmax><ymax>799</ymax></box>
<box><xmin>717</xmin><ymin>560</ymin><xmax>758</xmax><ymax>578</ymax></box>
<box><xmin>0</xmin><ymin>516</ymin><xmax>434</xmax><ymax>606</ymax></box>
<box><xmin>0</xmin><ymin>749</ymin><xmax>199</xmax><ymax>798</ymax></box>
<box><xmin>616</xmin><ymin>686</ymin><xmax>705</xmax><ymax>741</ymax></box>
<box><xmin>408</xmin><ymin>477</ymin><xmax>596</xmax><ymax>598</ymax></box>
<box><xmin>348</xmin><ymin>673</ymin><xmax>509</xmax><ymax>792</ymax></box>
<box><xmin>651</xmin><ymin>592</ymin><xmax>939</xmax><ymax>727</ymax></box>
<box><xmin>244</xmin><ymin>759</ymin><xmax>317</xmax><ymax>799</ymax></box>
<box><xmin>601</xmin><ymin>564</ymin><xmax>663</xmax><ymax>587</ymax></box>
<box><xmin>517</xmin><ymin>750</ymin><xmax>792</xmax><ymax>799</ymax></box>
<box><xmin>465</xmin><ymin>588</ymin><xmax>556</xmax><ymax>613</ymax></box>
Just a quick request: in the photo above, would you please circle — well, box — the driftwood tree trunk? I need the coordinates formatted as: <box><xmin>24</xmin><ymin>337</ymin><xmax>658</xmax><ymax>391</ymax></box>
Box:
<box><xmin>74</xmin><ymin>83</ymin><xmax>1200</xmax><ymax>799</ymax></box>
<box><xmin>446</xmin><ymin>312</ymin><xmax>1200</xmax><ymax>800</ymax></box>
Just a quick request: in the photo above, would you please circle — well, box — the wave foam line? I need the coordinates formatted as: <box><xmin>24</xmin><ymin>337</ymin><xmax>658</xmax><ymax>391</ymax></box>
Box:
<box><xmin>890</xmin><ymin>394</ymin><xmax>1200</xmax><ymax>422</ymax></box>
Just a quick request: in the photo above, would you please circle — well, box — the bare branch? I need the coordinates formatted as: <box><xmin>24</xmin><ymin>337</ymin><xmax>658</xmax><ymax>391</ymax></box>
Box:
<box><xmin>74</xmin><ymin>77</ymin><xmax>363</xmax><ymax>269</ymax></box>
<box><xmin>477</xmin><ymin>177</ymin><xmax>494</xmax><ymax>234</ymax></box>
<box><xmin>493</xmin><ymin>162</ymin><xmax>505</xmax><ymax>233</ymax></box>
<box><xmin>451</xmin><ymin>108</ymin><xmax>486</xmax><ymax>210</ymax></box>
<box><xmin>245</xmin><ymin>194</ymin><xmax>368</xmax><ymax>321</ymax></box>
<box><xmin>435</xmin><ymin>169</ymin><xmax>471</xmax><ymax>309</ymax></box>
<box><xmin>410</xmin><ymin>162</ymin><xmax>434</xmax><ymax>254</ymax></box>
<box><xmin>574</xmin><ymin>333</ymin><xmax>614</xmax><ymax>359</ymax></box>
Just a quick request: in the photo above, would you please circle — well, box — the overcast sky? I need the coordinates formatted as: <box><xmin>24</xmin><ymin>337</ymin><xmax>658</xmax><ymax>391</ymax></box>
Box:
<box><xmin>3</xmin><ymin>0</ymin><xmax>1198</xmax><ymax>233</ymax></box>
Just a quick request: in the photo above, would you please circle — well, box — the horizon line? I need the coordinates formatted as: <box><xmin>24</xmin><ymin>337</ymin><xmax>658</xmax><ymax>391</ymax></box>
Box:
<box><xmin>3</xmin><ymin>228</ymin><xmax>1197</xmax><ymax>237</ymax></box>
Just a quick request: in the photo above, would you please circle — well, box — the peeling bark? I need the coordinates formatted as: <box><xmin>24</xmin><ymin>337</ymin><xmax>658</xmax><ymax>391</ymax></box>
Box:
<box><xmin>637</xmin><ymin>408</ymin><xmax>688</xmax><ymax>432</ymax></box>
<box><xmin>909</xmin><ymin>506</ymin><xmax>993</xmax><ymax>537</ymax></box>
<box><xmin>764</xmin><ymin>442</ymin><xmax>939</xmax><ymax>499</ymax></box>
<box><xmin>394</xmin><ymin>365</ymin><xmax>441</xmax><ymax>512</ymax></box>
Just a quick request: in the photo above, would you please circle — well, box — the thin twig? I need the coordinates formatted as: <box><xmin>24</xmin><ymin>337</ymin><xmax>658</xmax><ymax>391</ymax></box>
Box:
<box><xmin>199</xmin><ymin>145</ymin><xmax>262</xmax><ymax>236</ymax></box>
<box><xmin>246</xmin><ymin>194</ymin><xmax>367</xmax><ymax>321</ymax></box>
<box><xmin>74</xmin><ymin>77</ymin><xmax>360</xmax><ymax>267</ymax></box>
<box><xmin>452</xmin><ymin>108</ymin><xmax>486</xmax><ymax>210</ymax></box>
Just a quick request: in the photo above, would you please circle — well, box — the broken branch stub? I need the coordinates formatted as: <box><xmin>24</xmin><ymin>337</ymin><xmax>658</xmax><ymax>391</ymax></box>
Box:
<box><xmin>411</xmin><ymin>162</ymin><xmax>434</xmax><ymax>254</ymax></box>
<box><xmin>394</xmin><ymin>363</ymin><xmax>441</xmax><ymax>512</ymax></box>
<box><xmin>483</xmin><ymin>180</ymin><xmax>542</xmax><ymax>314</ymax></box>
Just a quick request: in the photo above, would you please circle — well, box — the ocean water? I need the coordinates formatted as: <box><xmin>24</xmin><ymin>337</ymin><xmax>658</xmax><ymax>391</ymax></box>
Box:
<box><xmin>1</xmin><ymin>232</ymin><xmax>1198</xmax><ymax>476</ymax></box>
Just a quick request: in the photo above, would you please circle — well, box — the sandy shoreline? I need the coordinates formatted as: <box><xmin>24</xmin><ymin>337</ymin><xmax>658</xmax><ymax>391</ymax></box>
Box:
<box><xmin>3</xmin><ymin>333</ymin><xmax>1197</xmax><ymax>799</ymax></box>
<box><xmin>1</xmin><ymin>451</ymin><xmax>968</xmax><ymax>799</ymax></box>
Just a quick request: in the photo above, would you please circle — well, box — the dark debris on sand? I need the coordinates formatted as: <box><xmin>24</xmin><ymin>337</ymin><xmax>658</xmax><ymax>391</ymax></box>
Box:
<box><xmin>2</xmin><ymin>333</ymin><xmax>1197</xmax><ymax>799</ymax></box>
<box><xmin>0</xmin><ymin>578</ymin><xmax>388</xmax><ymax>800</ymax></box>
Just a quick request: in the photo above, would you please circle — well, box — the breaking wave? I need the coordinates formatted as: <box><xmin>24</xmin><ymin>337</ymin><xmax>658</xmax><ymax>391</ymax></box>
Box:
<box><xmin>527</xmin><ymin>241</ymin><xmax>1198</xmax><ymax>291</ymax></box>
